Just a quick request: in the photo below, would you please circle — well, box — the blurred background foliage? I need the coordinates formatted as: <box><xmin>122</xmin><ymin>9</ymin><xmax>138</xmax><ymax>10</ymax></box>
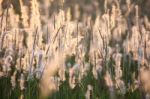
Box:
<box><xmin>1</xmin><ymin>0</ymin><xmax>150</xmax><ymax>19</ymax></box>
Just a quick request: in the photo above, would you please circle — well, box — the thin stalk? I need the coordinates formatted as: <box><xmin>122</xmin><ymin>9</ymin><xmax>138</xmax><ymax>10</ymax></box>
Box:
<box><xmin>53</xmin><ymin>25</ymin><xmax>64</xmax><ymax>43</ymax></box>
<box><xmin>28</xmin><ymin>27</ymin><xmax>38</xmax><ymax>79</ymax></box>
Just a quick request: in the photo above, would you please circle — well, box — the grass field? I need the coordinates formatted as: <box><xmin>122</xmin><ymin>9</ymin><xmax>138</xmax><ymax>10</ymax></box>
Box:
<box><xmin>0</xmin><ymin>0</ymin><xmax>150</xmax><ymax>99</ymax></box>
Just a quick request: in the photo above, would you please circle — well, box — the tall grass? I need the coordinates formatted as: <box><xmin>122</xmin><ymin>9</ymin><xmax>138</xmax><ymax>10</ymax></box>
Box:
<box><xmin>0</xmin><ymin>0</ymin><xmax>150</xmax><ymax>99</ymax></box>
